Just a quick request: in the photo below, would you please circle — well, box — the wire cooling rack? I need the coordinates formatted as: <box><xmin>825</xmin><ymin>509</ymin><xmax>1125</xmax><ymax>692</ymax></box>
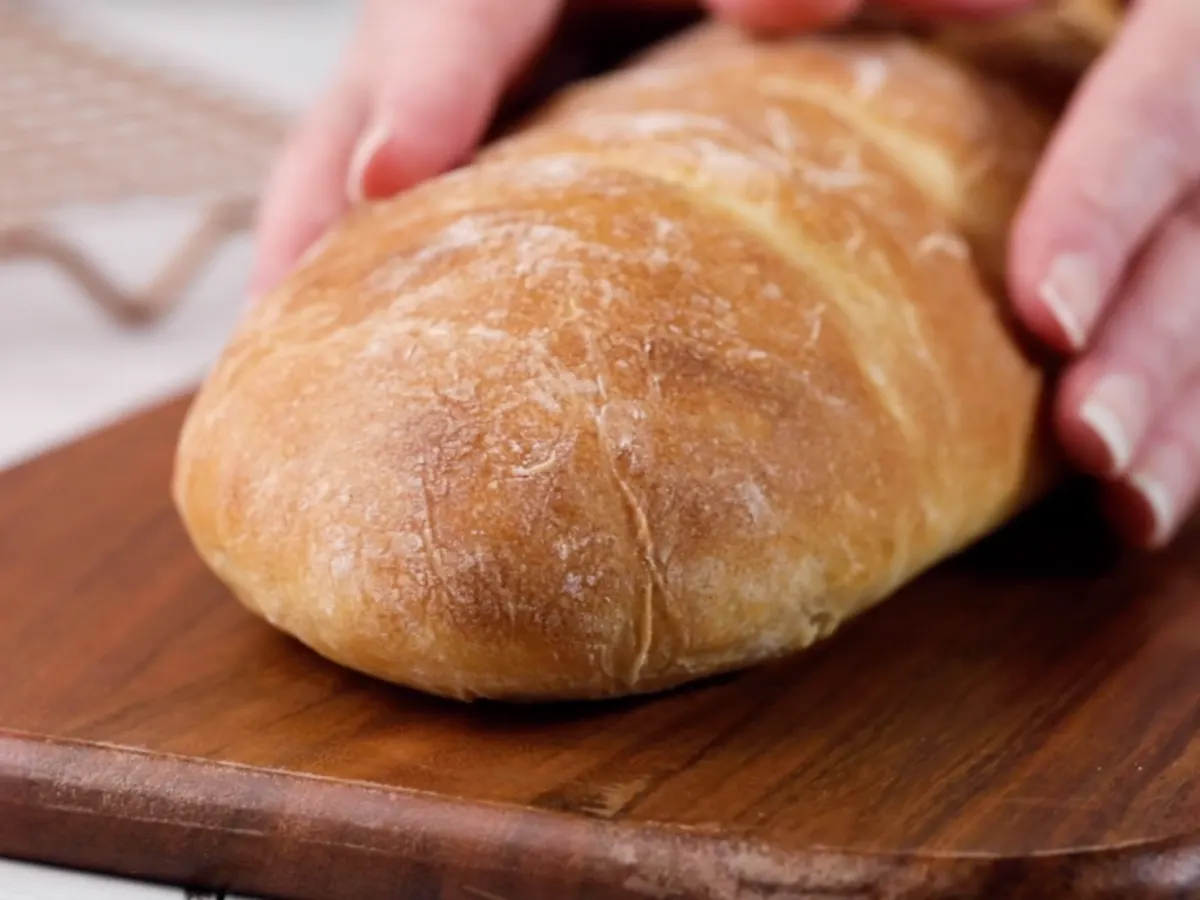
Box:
<box><xmin>0</xmin><ymin>1</ymin><xmax>287</xmax><ymax>326</ymax></box>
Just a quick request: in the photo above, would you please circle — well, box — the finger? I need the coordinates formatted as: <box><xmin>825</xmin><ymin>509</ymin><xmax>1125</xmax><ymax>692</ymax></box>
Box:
<box><xmin>248</xmin><ymin>82</ymin><xmax>368</xmax><ymax>299</ymax></box>
<box><xmin>1055</xmin><ymin>196</ymin><xmax>1200</xmax><ymax>479</ymax></box>
<box><xmin>1008</xmin><ymin>0</ymin><xmax>1200</xmax><ymax>354</ymax></box>
<box><xmin>1103</xmin><ymin>371</ymin><xmax>1200</xmax><ymax>549</ymax></box>
<box><xmin>347</xmin><ymin>0</ymin><xmax>562</xmax><ymax>204</ymax></box>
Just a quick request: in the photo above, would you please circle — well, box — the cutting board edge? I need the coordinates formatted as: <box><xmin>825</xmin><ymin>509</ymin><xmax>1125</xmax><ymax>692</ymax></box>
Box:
<box><xmin>0</xmin><ymin>729</ymin><xmax>1197</xmax><ymax>900</ymax></box>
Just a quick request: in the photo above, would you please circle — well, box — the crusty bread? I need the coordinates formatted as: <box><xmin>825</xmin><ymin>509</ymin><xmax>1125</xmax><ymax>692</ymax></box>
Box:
<box><xmin>172</xmin><ymin>8</ymin><xmax>1112</xmax><ymax>701</ymax></box>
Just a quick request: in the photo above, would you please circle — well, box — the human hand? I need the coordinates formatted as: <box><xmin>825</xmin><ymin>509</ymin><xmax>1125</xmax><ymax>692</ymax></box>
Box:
<box><xmin>1007</xmin><ymin>0</ymin><xmax>1200</xmax><ymax>550</ymax></box>
<box><xmin>247</xmin><ymin>0</ymin><xmax>565</xmax><ymax>298</ymax></box>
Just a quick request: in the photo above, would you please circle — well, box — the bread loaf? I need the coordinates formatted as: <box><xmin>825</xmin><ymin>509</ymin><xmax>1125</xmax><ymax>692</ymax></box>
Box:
<box><xmin>173</xmin><ymin>11</ymin><xmax>1106</xmax><ymax>701</ymax></box>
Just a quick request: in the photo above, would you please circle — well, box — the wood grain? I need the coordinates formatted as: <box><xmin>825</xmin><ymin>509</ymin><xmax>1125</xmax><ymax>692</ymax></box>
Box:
<box><xmin>0</xmin><ymin>394</ymin><xmax>1197</xmax><ymax>900</ymax></box>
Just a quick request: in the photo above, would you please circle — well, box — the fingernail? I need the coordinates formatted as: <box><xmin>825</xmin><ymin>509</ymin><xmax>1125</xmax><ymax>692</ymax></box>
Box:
<box><xmin>1128</xmin><ymin>471</ymin><xmax>1173</xmax><ymax>549</ymax></box>
<box><xmin>346</xmin><ymin>114</ymin><xmax>392</xmax><ymax>205</ymax></box>
<box><xmin>1126</xmin><ymin>441</ymin><xmax>1187</xmax><ymax>549</ymax></box>
<box><xmin>1078</xmin><ymin>373</ymin><xmax>1147</xmax><ymax>474</ymax></box>
<box><xmin>1038</xmin><ymin>253</ymin><xmax>1101</xmax><ymax>351</ymax></box>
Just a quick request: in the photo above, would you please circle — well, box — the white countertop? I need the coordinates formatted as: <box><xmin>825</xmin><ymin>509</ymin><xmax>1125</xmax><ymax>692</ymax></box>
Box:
<box><xmin>0</xmin><ymin>2</ymin><xmax>356</xmax><ymax>897</ymax></box>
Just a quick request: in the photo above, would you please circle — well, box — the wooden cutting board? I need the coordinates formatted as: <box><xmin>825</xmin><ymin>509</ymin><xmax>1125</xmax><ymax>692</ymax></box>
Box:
<box><xmin>0</xmin><ymin>394</ymin><xmax>1197</xmax><ymax>900</ymax></box>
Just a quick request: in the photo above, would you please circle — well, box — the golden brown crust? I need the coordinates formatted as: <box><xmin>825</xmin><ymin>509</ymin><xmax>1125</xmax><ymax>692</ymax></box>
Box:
<box><xmin>173</xmin><ymin>14</ymin><xmax>1102</xmax><ymax>701</ymax></box>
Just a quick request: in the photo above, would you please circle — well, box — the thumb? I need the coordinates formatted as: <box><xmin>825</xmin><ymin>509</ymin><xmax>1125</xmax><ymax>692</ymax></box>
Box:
<box><xmin>347</xmin><ymin>0</ymin><xmax>562</xmax><ymax>204</ymax></box>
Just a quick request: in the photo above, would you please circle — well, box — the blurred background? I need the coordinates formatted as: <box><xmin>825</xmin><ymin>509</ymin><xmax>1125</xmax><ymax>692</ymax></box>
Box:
<box><xmin>0</xmin><ymin>0</ymin><xmax>358</xmax><ymax>472</ymax></box>
<box><xmin>0</xmin><ymin>6</ymin><xmax>357</xmax><ymax>899</ymax></box>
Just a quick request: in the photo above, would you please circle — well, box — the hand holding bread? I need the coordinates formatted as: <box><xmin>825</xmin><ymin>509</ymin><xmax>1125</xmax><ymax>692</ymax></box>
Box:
<box><xmin>174</xmin><ymin>7</ymin><xmax>1120</xmax><ymax>701</ymax></box>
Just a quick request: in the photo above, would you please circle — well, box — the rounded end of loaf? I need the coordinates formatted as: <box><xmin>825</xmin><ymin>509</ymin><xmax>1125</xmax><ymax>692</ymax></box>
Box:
<box><xmin>171</xmin><ymin>314</ymin><xmax>830</xmax><ymax>702</ymax></box>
